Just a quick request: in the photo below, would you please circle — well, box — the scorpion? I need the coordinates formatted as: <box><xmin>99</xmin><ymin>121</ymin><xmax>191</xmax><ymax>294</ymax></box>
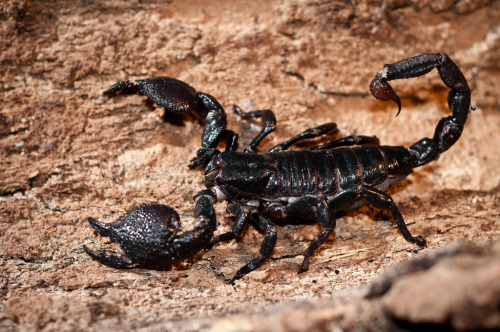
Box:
<box><xmin>83</xmin><ymin>53</ymin><xmax>471</xmax><ymax>281</ymax></box>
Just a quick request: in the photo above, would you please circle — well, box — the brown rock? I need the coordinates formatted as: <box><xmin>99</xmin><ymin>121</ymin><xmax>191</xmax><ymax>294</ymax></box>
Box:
<box><xmin>380</xmin><ymin>241</ymin><xmax>500</xmax><ymax>330</ymax></box>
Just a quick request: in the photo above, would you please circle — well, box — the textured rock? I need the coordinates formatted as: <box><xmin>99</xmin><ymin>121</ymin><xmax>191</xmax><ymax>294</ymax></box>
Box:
<box><xmin>379</xmin><ymin>241</ymin><xmax>500</xmax><ymax>330</ymax></box>
<box><xmin>1</xmin><ymin>0</ymin><xmax>500</xmax><ymax>331</ymax></box>
<box><xmin>207</xmin><ymin>241</ymin><xmax>500</xmax><ymax>332</ymax></box>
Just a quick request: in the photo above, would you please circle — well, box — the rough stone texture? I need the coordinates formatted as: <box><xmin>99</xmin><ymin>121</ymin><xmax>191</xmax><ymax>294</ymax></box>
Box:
<box><xmin>1</xmin><ymin>0</ymin><xmax>500</xmax><ymax>331</ymax></box>
<box><xmin>378</xmin><ymin>241</ymin><xmax>500</xmax><ymax>331</ymax></box>
<box><xmin>207</xmin><ymin>240</ymin><xmax>500</xmax><ymax>332</ymax></box>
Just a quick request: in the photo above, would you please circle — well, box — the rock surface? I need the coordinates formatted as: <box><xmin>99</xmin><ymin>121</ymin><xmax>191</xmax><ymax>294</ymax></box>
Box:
<box><xmin>209</xmin><ymin>241</ymin><xmax>500</xmax><ymax>332</ymax></box>
<box><xmin>1</xmin><ymin>0</ymin><xmax>500</xmax><ymax>331</ymax></box>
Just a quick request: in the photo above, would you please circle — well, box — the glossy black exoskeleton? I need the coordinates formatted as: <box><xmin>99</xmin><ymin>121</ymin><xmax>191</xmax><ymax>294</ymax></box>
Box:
<box><xmin>84</xmin><ymin>53</ymin><xmax>471</xmax><ymax>281</ymax></box>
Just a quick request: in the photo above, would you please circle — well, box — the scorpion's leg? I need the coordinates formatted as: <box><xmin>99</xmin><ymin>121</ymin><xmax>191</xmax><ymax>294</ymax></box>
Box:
<box><xmin>206</xmin><ymin>203</ymin><xmax>281</xmax><ymax>281</ymax></box>
<box><xmin>299</xmin><ymin>200</ymin><xmax>336</xmax><ymax>273</ymax></box>
<box><xmin>269</xmin><ymin>123</ymin><xmax>378</xmax><ymax>152</ymax></box>
<box><xmin>361</xmin><ymin>186</ymin><xmax>426</xmax><ymax>246</ymax></box>
<box><xmin>261</xmin><ymin>196</ymin><xmax>335</xmax><ymax>273</ymax></box>
<box><xmin>268</xmin><ymin>122</ymin><xmax>338</xmax><ymax>152</ymax></box>
<box><xmin>370</xmin><ymin>53</ymin><xmax>471</xmax><ymax>166</ymax></box>
<box><xmin>221</xmin><ymin>130</ymin><xmax>239</xmax><ymax>152</ymax></box>
<box><xmin>297</xmin><ymin>190</ymin><xmax>361</xmax><ymax>272</ymax></box>
<box><xmin>233</xmin><ymin>214</ymin><xmax>277</xmax><ymax>281</ymax></box>
<box><xmin>233</xmin><ymin>105</ymin><xmax>277</xmax><ymax>153</ymax></box>
<box><xmin>311</xmin><ymin>135</ymin><xmax>380</xmax><ymax>150</ymax></box>
<box><xmin>205</xmin><ymin>203</ymin><xmax>252</xmax><ymax>250</ymax></box>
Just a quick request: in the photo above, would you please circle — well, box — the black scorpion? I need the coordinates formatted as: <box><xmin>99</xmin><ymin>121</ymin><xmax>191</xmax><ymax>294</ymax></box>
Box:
<box><xmin>83</xmin><ymin>53</ymin><xmax>471</xmax><ymax>281</ymax></box>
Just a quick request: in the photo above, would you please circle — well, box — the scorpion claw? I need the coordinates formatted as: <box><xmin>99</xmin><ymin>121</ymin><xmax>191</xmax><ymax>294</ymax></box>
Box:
<box><xmin>104</xmin><ymin>77</ymin><xmax>200</xmax><ymax>113</ymax></box>
<box><xmin>103</xmin><ymin>80</ymin><xmax>141</xmax><ymax>96</ymax></box>
<box><xmin>84</xmin><ymin>204</ymin><xmax>181</xmax><ymax>270</ymax></box>
<box><xmin>83</xmin><ymin>244</ymin><xmax>133</xmax><ymax>268</ymax></box>
<box><xmin>84</xmin><ymin>199</ymin><xmax>217</xmax><ymax>270</ymax></box>
<box><xmin>87</xmin><ymin>217</ymin><xmax>112</xmax><ymax>237</ymax></box>
<box><xmin>370</xmin><ymin>72</ymin><xmax>402</xmax><ymax>116</ymax></box>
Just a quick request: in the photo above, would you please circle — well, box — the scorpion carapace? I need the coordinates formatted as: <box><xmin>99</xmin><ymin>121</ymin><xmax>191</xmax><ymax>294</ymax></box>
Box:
<box><xmin>83</xmin><ymin>53</ymin><xmax>471</xmax><ymax>281</ymax></box>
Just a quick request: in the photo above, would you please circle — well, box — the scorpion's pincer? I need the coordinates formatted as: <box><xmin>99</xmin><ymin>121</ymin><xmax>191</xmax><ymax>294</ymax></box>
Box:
<box><xmin>83</xmin><ymin>204</ymin><xmax>181</xmax><ymax>269</ymax></box>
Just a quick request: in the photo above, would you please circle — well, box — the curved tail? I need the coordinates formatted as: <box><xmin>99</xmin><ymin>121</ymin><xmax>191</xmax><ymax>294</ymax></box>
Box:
<box><xmin>370</xmin><ymin>53</ymin><xmax>471</xmax><ymax>167</ymax></box>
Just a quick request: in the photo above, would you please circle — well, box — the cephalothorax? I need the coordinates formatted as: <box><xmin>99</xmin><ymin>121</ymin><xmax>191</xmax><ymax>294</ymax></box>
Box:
<box><xmin>83</xmin><ymin>53</ymin><xmax>471</xmax><ymax>281</ymax></box>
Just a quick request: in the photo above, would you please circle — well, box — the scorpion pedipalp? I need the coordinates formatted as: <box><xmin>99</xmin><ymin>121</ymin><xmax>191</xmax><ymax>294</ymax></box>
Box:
<box><xmin>84</xmin><ymin>204</ymin><xmax>181</xmax><ymax>269</ymax></box>
<box><xmin>84</xmin><ymin>198</ymin><xmax>216</xmax><ymax>270</ymax></box>
<box><xmin>103</xmin><ymin>77</ymin><xmax>200</xmax><ymax>113</ymax></box>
